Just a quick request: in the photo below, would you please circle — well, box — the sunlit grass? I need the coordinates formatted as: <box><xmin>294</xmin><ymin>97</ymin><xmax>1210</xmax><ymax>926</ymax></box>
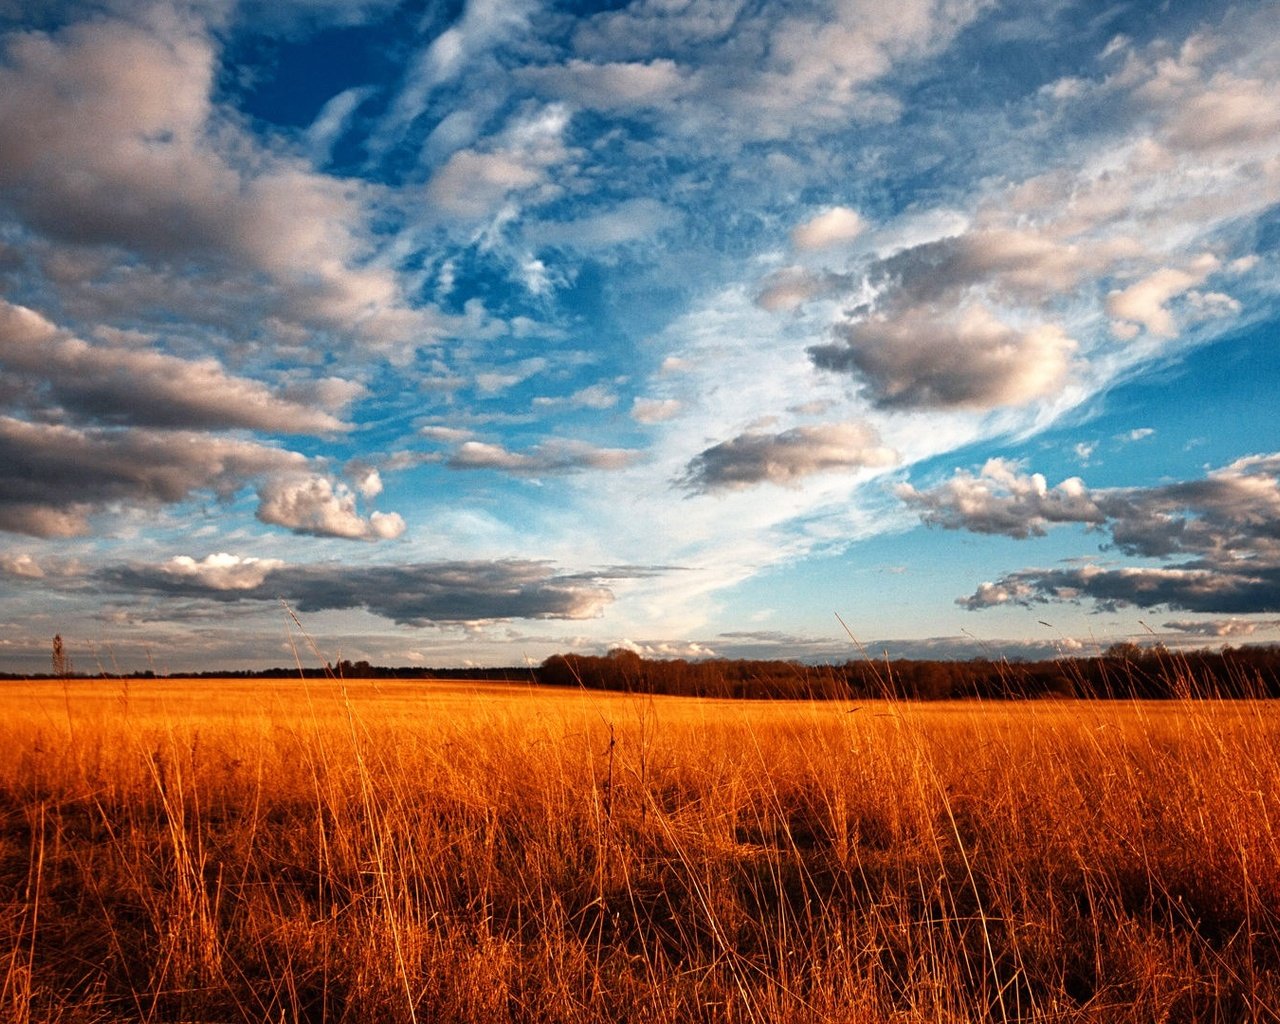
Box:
<box><xmin>2</xmin><ymin>675</ymin><xmax>1278</xmax><ymax>1022</ymax></box>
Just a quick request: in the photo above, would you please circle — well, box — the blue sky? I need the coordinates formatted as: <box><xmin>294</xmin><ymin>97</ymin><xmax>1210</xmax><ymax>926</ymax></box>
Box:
<box><xmin>1</xmin><ymin>0</ymin><xmax>1279</xmax><ymax>672</ymax></box>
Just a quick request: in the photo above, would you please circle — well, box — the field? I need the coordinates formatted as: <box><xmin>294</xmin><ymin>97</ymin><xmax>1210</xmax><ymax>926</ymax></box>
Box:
<box><xmin>1</xmin><ymin>676</ymin><xmax>1278</xmax><ymax>1023</ymax></box>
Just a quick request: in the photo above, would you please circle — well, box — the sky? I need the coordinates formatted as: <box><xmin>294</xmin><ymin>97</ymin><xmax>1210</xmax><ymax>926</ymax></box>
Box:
<box><xmin>1</xmin><ymin>0</ymin><xmax>1279</xmax><ymax>674</ymax></box>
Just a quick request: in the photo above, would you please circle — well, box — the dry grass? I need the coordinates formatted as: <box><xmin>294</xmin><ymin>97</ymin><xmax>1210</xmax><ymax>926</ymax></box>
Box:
<box><xmin>1</xmin><ymin>675</ymin><xmax>1278</xmax><ymax>1022</ymax></box>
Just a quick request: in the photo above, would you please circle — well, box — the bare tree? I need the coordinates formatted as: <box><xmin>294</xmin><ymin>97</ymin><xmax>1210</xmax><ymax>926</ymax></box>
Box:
<box><xmin>52</xmin><ymin>634</ymin><xmax>71</xmax><ymax>677</ymax></box>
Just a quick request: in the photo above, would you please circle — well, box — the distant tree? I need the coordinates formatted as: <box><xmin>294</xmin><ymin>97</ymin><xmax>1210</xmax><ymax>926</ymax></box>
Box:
<box><xmin>51</xmin><ymin>634</ymin><xmax>71</xmax><ymax>677</ymax></box>
<box><xmin>1104</xmin><ymin>641</ymin><xmax>1144</xmax><ymax>661</ymax></box>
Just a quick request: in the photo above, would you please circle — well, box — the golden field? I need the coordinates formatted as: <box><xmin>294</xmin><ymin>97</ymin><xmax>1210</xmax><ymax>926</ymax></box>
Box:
<box><xmin>1</xmin><ymin>676</ymin><xmax>1278</xmax><ymax>1022</ymax></box>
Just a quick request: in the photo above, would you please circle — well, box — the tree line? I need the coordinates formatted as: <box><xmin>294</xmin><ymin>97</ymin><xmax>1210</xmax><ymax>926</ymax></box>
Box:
<box><xmin>9</xmin><ymin>642</ymin><xmax>1280</xmax><ymax>699</ymax></box>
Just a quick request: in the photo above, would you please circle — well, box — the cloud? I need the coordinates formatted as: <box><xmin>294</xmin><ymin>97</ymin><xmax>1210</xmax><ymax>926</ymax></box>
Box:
<box><xmin>517</xmin><ymin>58</ymin><xmax>695</xmax><ymax>109</ymax></box>
<box><xmin>103</xmin><ymin>558</ymin><xmax>617</xmax><ymax>624</ymax></box>
<box><xmin>907</xmin><ymin>454</ymin><xmax>1280</xmax><ymax>558</ymax></box>
<box><xmin>910</xmin><ymin>454</ymin><xmax>1280</xmax><ymax>615</ymax></box>
<box><xmin>445</xmin><ymin>439</ymin><xmax>641</xmax><ymax>475</ymax></box>
<box><xmin>0</xmin><ymin>300</ymin><xmax>352</xmax><ymax>432</ymax></box>
<box><xmin>375</xmin><ymin>0</ymin><xmax>537</xmax><ymax>150</ymax></box>
<box><xmin>1162</xmin><ymin>71</ymin><xmax>1280</xmax><ymax>154</ymax></box>
<box><xmin>160</xmin><ymin>553</ymin><xmax>284</xmax><ymax>591</ymax></box>
<box><xmin>527</xmin><ymin>198</ymin><xmax>678</xmax><ymax>250</ymax></box>
<box><xmin>1106</xmin><ymin>256</ymin><xmax>1221</xmax><ymax>339</ymax></box>
<box><xmin>0</xmin><ymin>12</ymin><xmax>432</xmax><ymax>349</ymax></box>
<box><xmin>0</xmin><ymin>416</ymin><xmax>306</xmax><ymax>537</ymax></box>
<box><xmin>0</xmin><ymin>552</ymin><xmax>42</xmax><ymax>578</ymax></box>
<box><xmin>867</xmin><ymin>229</ymin><xmax>1124</xmax><ymax>307</ymax></box>
<box><xmin>426</xmin><ymin>104</ymin><xmax>571</xmax><ymax>219</ymax></box>
<box><xmin>791</xmin><ymin>207</ymin><xmax>866</xmax><ymax>251</ymax></box>
<box><xmin>1162</xmin><ymin>618</ymin><xmax>1279</xmax><ymax>638</ymax></box>
<box><xmin>810</xmin><ymin>305</ymin><xmax>1077</xmax><ymax>410</ymax></box>
<box><xmin>898</xmin><ymin>458</ymin><xmax>1103</xmax><ymax>538</ymax></box>
<box><xmin>754</xmin><ymin>267</ymin><xmax>851</xmax><ymax>312</ymax></box>
<box><xmin>256</xmin><ymin>474</ymin><xmax>406</xmax><ymax>540</ymax></box>
<box><xmin>533</xmin><ymin>383</ymin><xmax>619</xmax><ymax>410</ymax></box>
<box><xmin>681</xmin><ymin>422</ymin><xmax>898</xmax><ymax>493</ymax></box>
<box><xmin>959</xmin><ymin>564</ymin><xmax>1280</xmax><ymax>615</ymax></box>
<box><xmin>631</xmin><ymin>398</ymin><xmax>682</xmax><ymax>424</ymax></box>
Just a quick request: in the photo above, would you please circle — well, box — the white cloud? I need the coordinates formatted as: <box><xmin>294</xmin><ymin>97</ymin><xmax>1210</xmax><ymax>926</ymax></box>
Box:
<box><xmin>898</xmin><ymin>458</ymin><xmax>1103</xmax><ymax>538</ymax></box>
<box><xmin>908</xmin><ymin>454</ymin><xmax>1280</xmax><ymax>615</ymax></box>
<box><xmin>518</xmin><ymin>58</ymin><xmax>695</xmax><ymax>109</ymax></box>
<box><xmin>527</xmin><ymin>198</ymin><xmax>678</xmax><ymax>250</ymax></box>
<box><xmin>376</xmin><ymin>0</ymin><xmax>538</xmax><ymax>150</ymax></box>
<box><xmin>162</xmin><ymin>553</ymin><xmax>284</xmax><ymax>591</ymax></box>
<box><xmin>791</xmin><ymin>207</ymin><xmax>866</xmax><ymax>251</ymax></box>
<box><xmin>427</xmin><ymin>104</ymin><xmax>571</xmax><ymax>219</ymax></box>
<box><xmin>631</xmin><ymin>397</ymin><xmax>682</xmax><ymax>424</ymax></box>
<box><xmin>0</xmin><ymin>553</ymin><xmax>42</xmax><ymax>578</ymax></box>
<box><xmin>256</xmin><ymin>474</ymin><xmax>407</xmax><ymax>541</ymax></box>
<box><xmin>1106</xmin><ymin>257</ymin><xmax>1220</xmax><ymax>339</ymax></box>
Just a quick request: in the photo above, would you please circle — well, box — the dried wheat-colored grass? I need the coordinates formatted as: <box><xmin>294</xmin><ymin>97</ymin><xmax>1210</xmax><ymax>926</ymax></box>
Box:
<box><xmin>1</xmin><ymin>676</ymin><xmax>1277</xmax><ymax>1022</ymax></box>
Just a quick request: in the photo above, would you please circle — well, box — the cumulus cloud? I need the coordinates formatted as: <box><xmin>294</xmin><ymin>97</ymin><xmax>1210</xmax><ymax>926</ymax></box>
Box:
<box><xmin>868</xmin><ymin>229</ymin><xmax>1127</xmax><ymax>308</ymax></box>
<box><xmin>256</xmin><ymin>474</ymin><xmax>406</xmax><ymax>540</ymax></box>
<box><xmin>898</xmin><ymin>458</ymin><xmax>1103</xmax><ymax>538</ymax></box>
<box><xmin>0</xmin><ymin>300</ymin><xmax>352</xmax><ymax>432</ymax></box>
<box><xmin>810</xmin><ymin>306</ymin><xmax>1077</xmax><ymax>410</ymax></box>
<box><xmin>0</xmin><ymin>11</ymin><xmax>431</xmax><ymax>349</ymax></box>
<box><xmin>791</xmin><ymin>207</ymin><xmax>866</xmax><ymax>251</ymax></box>
<box><xmin>0</xmin><ymin>416</ymin><xmax>306</xmax><ymax>537</ymax></box>
<box><xmin>909</xmin><ymin>454</ymin><xmax>1280</xmax><ymax>615</ymax></box>
<box><xmin>1106</xmin><ymin>256</ymin><xmax>1221</xmax><ymax>339</ymax></box>
<box><xmin>103</xmin><ymin>558</ymin><xmax>618</xmax><ymax>624</ymax></box>
<box><xmin>776</xmin><ymin>15</ymin><xmax>1278</xmax><ymax>425</ymax></box>
<box><xmin>681</xmin><ymin>422</ymin><xmax>898</xmax><ymax>493</ymax></box>
<box><xmin>446</xmin><ymin>439</ymin><xmax>641</xmax><ymax>475</ymax></box>
<box><xmin>160</xmin><ymin>553</ymin><xmax>284</xmax><ymax>591</ymax></box>
<box><xmin>0</xmin><ymin>552</ymin><xmax>43</xmax><ymax>578</ymax></box>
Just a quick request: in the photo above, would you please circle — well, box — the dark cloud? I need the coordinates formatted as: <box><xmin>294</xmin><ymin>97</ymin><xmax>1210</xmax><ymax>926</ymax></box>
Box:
<box><xmin>903</xmin><ymin>454</ymin><xmax>1280</xmax><ymax>558</ymax></box>
<box><xmin>0</xmin><ymin>12</ymin><xmax>433</xmax><ymax>349</ymax></box>
<box><xmin>0</xmin><ymin>300</ymin><xmax>352</xmax><ymax>432</ymax></box>
<box><xmin>959</xmin><ymin>564</ymin><xmax>1280</xmax><ymax>615</ymax></box>
<box><xmin>101</xmin><ymin>558</ymin><xmax>619</xmax><ymax>624</ymax></box>
<box><xmin>0</xmin><ymin>417</ymin><xmax>405</xmax><ymax>541</ymax></box>
<box><xmin>0</xmin><ymin>416</ymin><xmax>305</xmax><ymax>536</ymax></box>
<box><xmin>910</xmin><ymin>454</ymin><xmax>1280</xmax><ymax>615</ymax></box>
<box><xmin>810</xmin><ymin>306</ymin><xmax>1076</xmax><ymax>411</ymax></box>
<box><xmin>681</xmin><ymin>422</ymin><xmax>898</xmax><ymax>493</ymax></box>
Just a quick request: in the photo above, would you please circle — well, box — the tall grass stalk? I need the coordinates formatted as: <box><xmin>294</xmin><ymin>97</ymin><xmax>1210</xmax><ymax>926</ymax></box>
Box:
<box><xmin>0</xmin><ymin>670</ymin><xmax>1277</xmax><ymax>1022</ymax></box>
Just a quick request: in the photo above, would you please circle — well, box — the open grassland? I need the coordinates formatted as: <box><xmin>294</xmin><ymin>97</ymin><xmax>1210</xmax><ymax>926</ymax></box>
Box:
<box><xmin>2</xmin><ymin>676</ymin><xmax>1278</xmax><ymax>1023</ymax></box>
